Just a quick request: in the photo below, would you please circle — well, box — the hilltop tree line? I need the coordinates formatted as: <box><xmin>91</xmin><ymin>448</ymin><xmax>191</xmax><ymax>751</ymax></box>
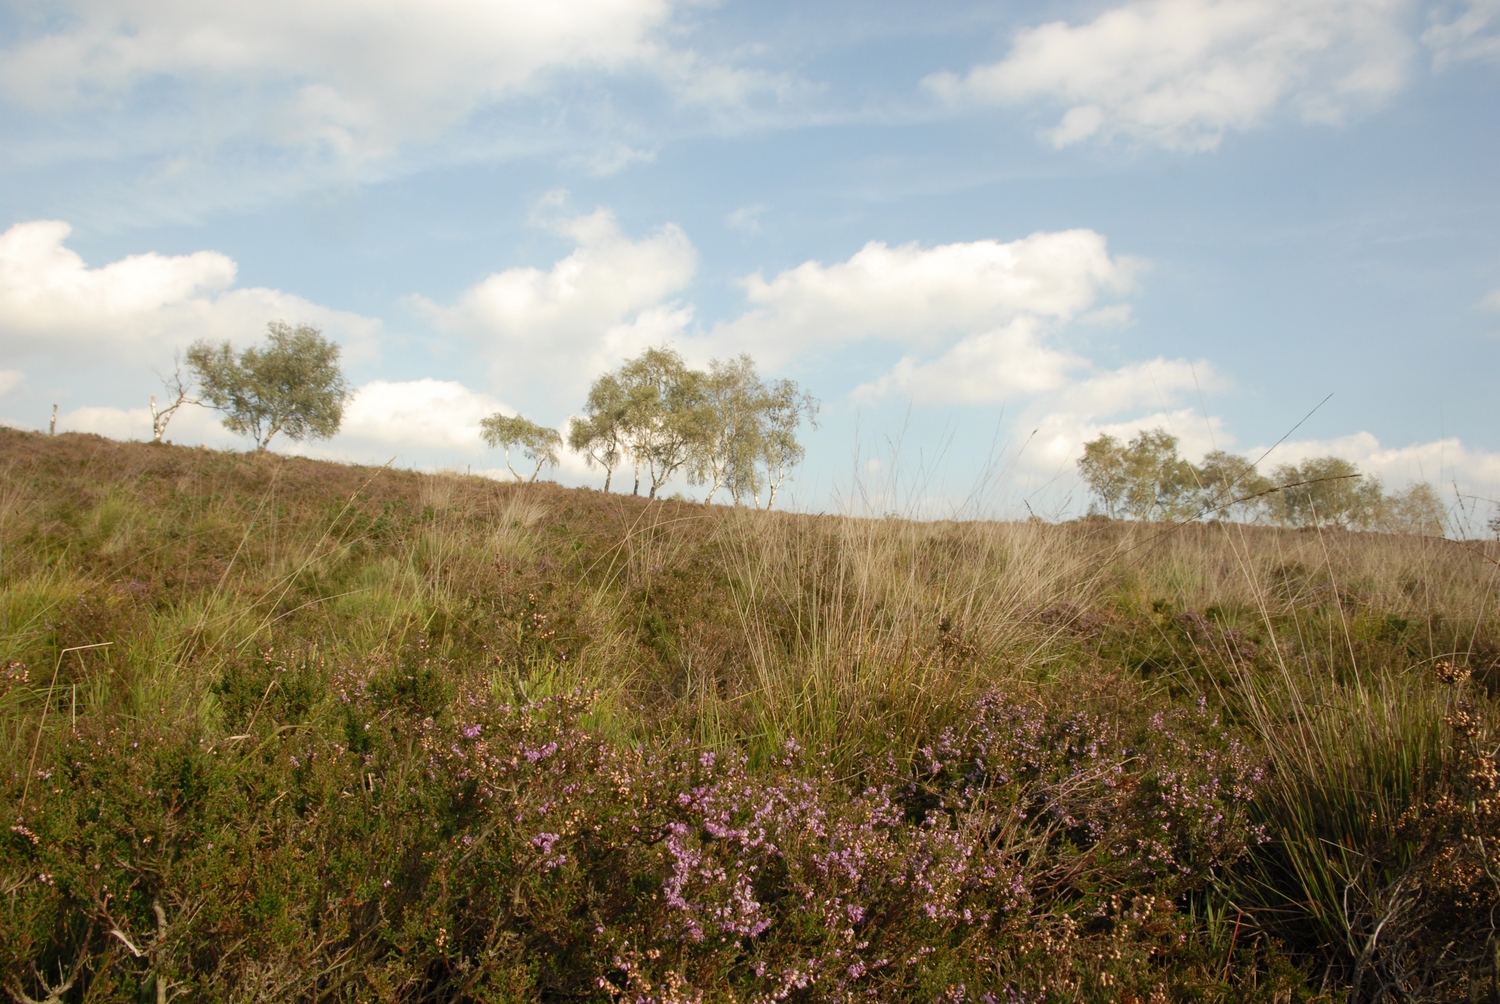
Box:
<box><xmin>482</xmin><ymin>347</ymin><xmax>818</xmax><ymax>508</ymax></box>
<box><xmin>155</xmin><ymin>324</ymin><xmax>817</xmax><ymax>508</ymax></box>
<box><xmin>1077</xmin><ymin>428</ymin><xmax>1447</xmax><ymax>535</ymax></box>
<box><xmin>136</xmin><ymin>322</ymin><xmax>1450</xmax><ymax>528</ymax></box>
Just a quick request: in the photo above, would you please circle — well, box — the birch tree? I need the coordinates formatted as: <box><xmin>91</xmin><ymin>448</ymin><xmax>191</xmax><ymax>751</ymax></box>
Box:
<box><xmin>616</xmin><ymin>347</ymin><xmax>708</xmax><ymax>499</ymax></box>
<box><xmin>755</xmin><ymin>378</ymin><xmax>819</xmax><ymax>510</ymax></box>
<box><xmin>1271</xmin><ymin>457</ymin><xmax>1383</xmax><ymax>529</ymax></box>
<box><xmin>481</xmin><ymin>414</ymin><xmax>562</xmax><ymax>482</ymax></box>
<box><xmin>1077</xmin><ymin>430</ymin><xmax>1207</xmax><ymax>521</ymax></box>
<box><xmin>1195</xmin><ymin>450</ymin><xmax>1273</xmax><ymax>521</ymax></box>
<box><xmin>568</xmin><ymin>373</ymin><xmax>629</xmax><ymax>492</ymax></box>
<box><xmin>693</xmin><ymin>355</ymin><xmax>765</xmax><ymax>503</ymax></box>
<box><xmin>186</xmin><ymin>322</ymin><xmax>348</xmax><ymax>451</ymax></box>
<box><xmin>1077</xmin><ymin>434</ymin><xmax>1129</xmax><ymax>518</ymax></box>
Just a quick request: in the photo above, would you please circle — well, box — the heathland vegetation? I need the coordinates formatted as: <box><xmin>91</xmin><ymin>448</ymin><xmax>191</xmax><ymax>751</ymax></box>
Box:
<box><xmin>2</xmin><ymin>425</ymin><xmax>1496</xmax><ymax>1002</ymax></box>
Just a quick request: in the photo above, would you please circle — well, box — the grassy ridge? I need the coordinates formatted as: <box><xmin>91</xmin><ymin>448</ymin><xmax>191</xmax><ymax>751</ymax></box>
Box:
<box><xmin>1</xmin><ymin>429</ymin><xmax>1497</xmax><ymax>1002</ymax></box>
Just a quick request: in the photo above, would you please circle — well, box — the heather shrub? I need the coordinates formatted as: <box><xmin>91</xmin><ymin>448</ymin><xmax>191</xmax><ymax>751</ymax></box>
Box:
<box><xmin>5</xmin><ymin>655</ymin><xmax>1275</xmax><ymax>1002</ymax></box>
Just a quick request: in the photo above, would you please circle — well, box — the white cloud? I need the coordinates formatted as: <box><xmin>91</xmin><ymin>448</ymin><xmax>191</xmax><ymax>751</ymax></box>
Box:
<box><xmin>715</xmin><ymin>229</ymin><xmax>1136</xmax><ymax>366</ymax></box>
<box><xmin>719</xmin><ymin>228</ymin><xmax>1231</xmax><ymax>476</ymax></box>
<box><xmin>1031</xmin><ymin>407</ymin><xmax>1229</xmax><ymax>472</ymax></box>
<box><xmin>0</xmin><ymin>220</ymin><xmax>384</xmax><ymax>364</ymax></box>
<box><xmin>298</xmin><ymin>381</ymin><xmax>605</xmax><ymax>482</ymax></box>
<box><xmin>0</xmin><ymin>0</ymin><xmax>678</xmax><ymax>159</ymax></box>
<box><xmin>338</xmin><ymin>379</ymin><xmax>511</xmax><ymax>453</ymax></box>
<box><xmin>1424</xmin><ymin>0</ymin><xmax>1500</xmax><ymax>66</ymax></box>
<box><xmin>1482</xmin><ymin>286</ymin><xmax>1500</xmax><ymax>310</ymax></box>
<box><xmin>928</xmin><ymin>0</ymin><xmax>1414</xmax><ymax>150</ymax></box>
<box><xmin>0</xmin><ymin>370</ymin><xmax>24</xmax><ymax>397</ymax></box>
<box><xmin>1253</xmin><ymin>431</ymin><xmax>1500</xmax><ymax>488</ymax></box>
<box><xmin>56</xmin><ymin>401</ymin><xmax>231</xmax><ymax>445</ymax></box>
<box><xmin>998</xmin><ymin>362</ymin><xmax>1226</xmax><ymax>486</ymax></box>
<box><xmin>413</xmin><ymin>208</ymin><xmax>697</xmax><ymax>407</ymax></box>
<box><xmin>1054</xmin><ymin>358</ymin><xmax>1222</xmax><ymax>416</ymax></box>
<box><xmin>853</xmin><ymin>318</ymin><xmax>1084</xmax><ymax>403</ymax></box>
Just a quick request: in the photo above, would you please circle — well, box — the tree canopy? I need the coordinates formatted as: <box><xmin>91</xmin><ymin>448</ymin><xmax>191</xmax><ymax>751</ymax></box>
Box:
<box><xmin>576</xmin><ymin>348</ymin><xmax>818</xmax><ymax>507</ymax></box>
<box><xmin>567</xmin><ymin>374</ymin><xmax>630</xmax><ymax>492</ymax></box>
<box><xmin>615</xmin><ymin>347</ymin><xmax>708</xmax><ymax>499</ymax></box>
<box><xmin>481</xmin><ymin>414</ymin><xmax>562</xmax><ymax>483</ymax></box>
<box><xmin>1077</xmin><ymin>429</ymin><xmax>1447</xmax><ymax>534</ymax></box>
<box><xmin>186</xmin><ymin>322</ymin><xmax>349</xmax><ymax>451</ymax></box>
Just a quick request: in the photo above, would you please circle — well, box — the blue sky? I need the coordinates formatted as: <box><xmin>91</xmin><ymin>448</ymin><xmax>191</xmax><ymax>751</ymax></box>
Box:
<box><xmin>2</xmin><ymin>0</ymin><xmax>1498</xmax><ymax>522</ymax></box>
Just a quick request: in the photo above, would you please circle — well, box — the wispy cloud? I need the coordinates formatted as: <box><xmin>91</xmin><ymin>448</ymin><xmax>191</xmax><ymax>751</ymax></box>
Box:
<box><xmin>0</xmin><ymin>0</ymin><xmax>677</xmax><ymax>156</ymax></box>
<box><xmin>1424</xmin><ymin>0</ymin><xmax>1500</xmax><ymax>66</ymax></box>
<box><xmin>927</xmin><ymin>0</ymin><xmax>1415</xmax><ymax>150</ymax></box>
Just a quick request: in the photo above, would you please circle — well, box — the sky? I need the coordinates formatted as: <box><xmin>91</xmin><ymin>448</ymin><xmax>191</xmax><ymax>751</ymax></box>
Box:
<box><xmin>1</xmin><ymin>0</ymin><xmax>1498</xmax><ymax>524</ymax></box>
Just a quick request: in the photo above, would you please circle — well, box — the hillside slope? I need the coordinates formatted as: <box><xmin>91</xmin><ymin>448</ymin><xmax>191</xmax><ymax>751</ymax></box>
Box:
<box><xmin>2</xmin><ymin>430</ymin><xmax>1496</xmax><ymax>1002</ymax></box>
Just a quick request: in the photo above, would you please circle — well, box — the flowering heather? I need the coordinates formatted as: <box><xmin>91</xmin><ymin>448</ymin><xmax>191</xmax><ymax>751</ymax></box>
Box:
<box><xmin>4</xmin><ymin>663</ymin><xmax>1273</xmax><ymax>1002</ymax></box>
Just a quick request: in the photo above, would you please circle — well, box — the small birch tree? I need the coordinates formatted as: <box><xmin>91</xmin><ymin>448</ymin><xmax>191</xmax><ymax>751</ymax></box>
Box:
<box><xmin>754</xmin><ymin>378</ymin><xmax>819</xmax><ymax>510</ymax></box>
<box><xmin>480</xmin><ymin>414</ymin><xmax>562</xmax><ymax>482</ymax></box>
<box><xmin>1077</xmin><ymin>434</ymin><xmax>1129</xmax><ymax>518</ymax></box>
<box><xmin>1195</xmin><ymin>450</ymin><xmax>1273</xmax><ymax>522</ymax></box>
<box><xmin>1271</xmin><ymin>457</ymin><xmax>1381</xmax><ymax>529</ymax></box>
<box><xmin>693</xmin><ymin>355</ymin><xmax>765</xmax><ymax>504</ymax></box>
<box><xmin>568</xmin><ymin>373</ymin><xmax>629</xmax><ymax>492</ymax></box>
<box><xmin>1078</xmin><ymin>430</ymin><xmax>1199</xmax><ymax>521</ymax></box>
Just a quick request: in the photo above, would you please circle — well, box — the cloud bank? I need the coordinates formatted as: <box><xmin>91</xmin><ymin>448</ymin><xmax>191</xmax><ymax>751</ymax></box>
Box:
<box><xmin>0</xmin><ymin>220</ymin><xmax>383</xmax><ymax>363</ymax></box>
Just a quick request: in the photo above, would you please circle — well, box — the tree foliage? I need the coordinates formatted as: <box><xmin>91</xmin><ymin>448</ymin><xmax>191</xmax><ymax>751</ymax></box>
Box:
<box><xmin>567</xmin><ymin>374</ymin><xmax>629</xmax><ymax>492</ymax></box>
<box><xmin>186</xmin><ymin>322</ymin><xmax>349</xmax><ymax>451</ymax></box>
<box><xmin>1077</xmin><ymin>430</ymin><xmax>1199</xmax><ymax>520</ymax></box>
<box><xmin>1078</xmin><ymin>429</ymin><xmax>1448</xmax><ymax>535</ymax></box>
<box><xmin>1270</xmin><ymin>456</ymin><xmax>1382</xmax><ymax>529</ymax></box>
<box><xmin>615</xmin><ymin>347</ymin><xmax>708</xmax><ymax>499</ymax></box>
<box><xmin>481</xmin><ymin>414</ymin><xmax>562</xmax><ymax>483</ymax></box>
<box><xmin>579</xmin><ymin>348</ymin><xmax>818</xmax><ymax>507</ymax></box>
<box><xmin>694</xmin><ymin>355</ymin><xmax>764</xmax><ymax>504</ymax></box>
<box><xmin>1196</xmin><ymin>449</ymin><xmax>1273</xmax><ymax>522</ymax></box>
<box><xmin>755</xmin><ymin>377</ymin><xmax>820</xmax><ymax>510</ymax></box>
